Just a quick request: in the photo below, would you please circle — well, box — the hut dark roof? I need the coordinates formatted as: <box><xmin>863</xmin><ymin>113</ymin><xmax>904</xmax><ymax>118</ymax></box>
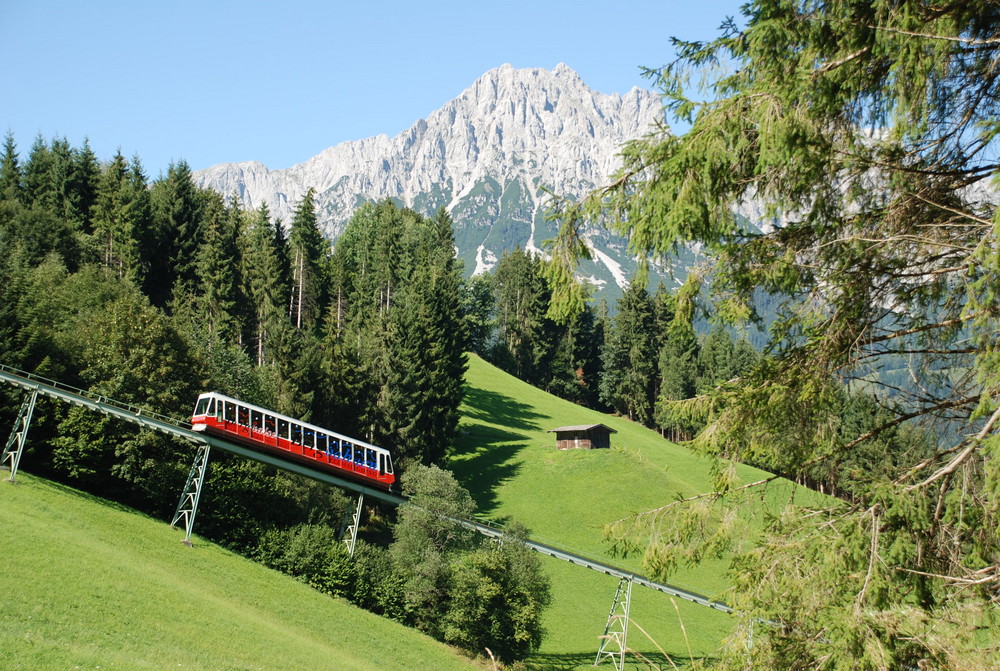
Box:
<box><xmin>547</xmin><ymin>424</ymin><xmax>617</xmax><ymax>434</ymax></box>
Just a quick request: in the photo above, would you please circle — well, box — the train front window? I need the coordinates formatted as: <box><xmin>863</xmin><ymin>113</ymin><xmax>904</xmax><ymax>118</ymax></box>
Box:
<box><xmin>195</xmin><ymin>398</ymin><xmax>209</xmax><ymax>416</ymax></box>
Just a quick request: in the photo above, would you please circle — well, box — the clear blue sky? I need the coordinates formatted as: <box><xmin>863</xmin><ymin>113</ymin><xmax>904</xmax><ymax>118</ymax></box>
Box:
<box><xmin>2</xmin><ymin>0</ymin><xmax>744</xmax><ymax>176</ymax></box>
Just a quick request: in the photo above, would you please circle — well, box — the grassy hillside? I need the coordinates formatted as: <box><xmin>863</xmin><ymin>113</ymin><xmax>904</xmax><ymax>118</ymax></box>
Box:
<box><xmin>451</xmin><ymin>355</ymin><xmax>820</xmax><ymax>670</ymax></box>
<box><xmin>2</xmin><ymin>355</ymin><xmax>818</xmax><ymax>671</ymax></box>
<box><xmin>0</xmin><ymin>473</ymin><xmax>479</xmax><ymax>671</ymax></box>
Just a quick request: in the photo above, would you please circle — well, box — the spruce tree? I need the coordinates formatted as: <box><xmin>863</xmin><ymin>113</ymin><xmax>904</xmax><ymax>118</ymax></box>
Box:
<box><xmin>287</xmin><ymin>187</ymin><xmax>329</xmax><ymax>332</ymax></box>
<box><xmin>598</xmin><ymin>280</ymin><xmax>657</xmax><ymax>424</ymax></box>
<box><xmin>151</xmin><ymin>160</ymin><xmax>202</xmax><ymax>308</ymax></box>
<box><xmin>239</xmin><ymin>204</ymin><xmax>290</xmax><ymax>366</ymax></box>
<box><xmin>192</xmin><ymin>191</ymin><xmax>238</xmax><ymax>341</ymax></box>
<box><xmin>0</xmin><ymin>131</ymin><xmax>24</xmax><ymax>203</ymax></box>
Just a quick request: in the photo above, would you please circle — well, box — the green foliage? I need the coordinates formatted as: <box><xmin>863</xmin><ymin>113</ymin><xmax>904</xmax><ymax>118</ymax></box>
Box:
<box><xmin>552</xmin><ymin>1</ymin><xmax>1000</xmax><ymax>667</ymax></box>
<box><xmin>389</xmin><ymin>465</ymin><xmax>551</xmax><ymax>663</ymax></box>
<box><xmin>391</xmin><ymin>464</ymin><xmax>476</xmax><ymax>636</ymax></box>
<box><xmin>442</xmin><ymin>526</ymin><xmax>551</xmax><ymax>664</ymax></box>
<box><xmin>287</xmin><ymin>187</ymin><xmax>330</xmax><ymax>332</ymax></box>
<box><xmin>256</xmin><ymin>523</ymin><xmax>354</xmax><ymax>598</ymax></box>
<box><xmin>599</xmin><ymin>279</ymin><xmax>658</xmax><ymax>423</ymax></box>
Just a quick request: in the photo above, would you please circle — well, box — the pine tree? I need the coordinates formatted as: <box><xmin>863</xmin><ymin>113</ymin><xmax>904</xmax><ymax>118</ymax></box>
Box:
<box><xmin>192</xmin><ymin>191</ymin><xmax>238</xmax><ymax>341</ymax></box>
<box><xmin>0</xmin><ymin>131</ymin><xmax>24</xmax><ymax>203</ymax></box>
<box><xmin>598</xmin><ymin>280</ymin><xmax>657</xmax><ymax>424</ymax></box>
<box><xmin>151</xmin><ymin>160</ymin><xmax>203</xmax><ymax>308</ymax></box>
<box><xmin>287</xmin><ymin>187</ymin><xmax>330</xmax><ymax>332</ymax></box>
<box><xmin>239</xmin><ymin>204</ymin><xmax>290</xmax><ymax>366</ymax></box>
<box><xmin>492</xmin><ymin>247</ymin><xmax>548</xmax><ymax>382</ymax></box>
<box><xmin>23</xmin><ymin>135</ymin><xmax>54</xmax><ymax>209</ymax></box>
<box><xmin>91</xmin><ymin>152</ymin><xmax>152</xmax><ymax>284</ymax></box>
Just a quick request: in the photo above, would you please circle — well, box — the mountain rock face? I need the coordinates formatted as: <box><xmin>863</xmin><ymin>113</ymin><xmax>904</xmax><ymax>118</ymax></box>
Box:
<box><xmin>194</xmin><ymin>63</ymin><xmax>665</xmax><ymax>291</ymax></box>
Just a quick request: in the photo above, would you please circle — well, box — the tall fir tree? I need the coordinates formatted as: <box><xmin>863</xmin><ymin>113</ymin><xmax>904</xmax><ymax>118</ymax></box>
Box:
<box><xmin>151</xmin><ymin>160</ymin><xmax>202</xmax><ymax>309</ymax></box>
<box><xmin>0</xmin><ymin>131</ymin><xmax>24</xmax><ymax>203</ymax></box>
<box><xmin>287</xmin><ymin>188</ymin><xmax>329</xmax><ymax>332</ymax></box>
<box><xmin>598</xmin><ymin>280</ymin><xmax>658</xmax><ymax>424</ymax></box>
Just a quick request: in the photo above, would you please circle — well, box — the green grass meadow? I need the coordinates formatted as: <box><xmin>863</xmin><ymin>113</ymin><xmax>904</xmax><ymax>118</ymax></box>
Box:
<box><xmin>0</xmin><ymin>473</ymin><xmax>479</xmax><ymax>671</ymax></box>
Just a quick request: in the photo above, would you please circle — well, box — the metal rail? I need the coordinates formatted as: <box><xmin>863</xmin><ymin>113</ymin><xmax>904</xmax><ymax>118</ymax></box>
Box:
<box><xmin>0</xmin><ymin>363</ymin><xmax>731</xmax><ymax>614</ymax></box>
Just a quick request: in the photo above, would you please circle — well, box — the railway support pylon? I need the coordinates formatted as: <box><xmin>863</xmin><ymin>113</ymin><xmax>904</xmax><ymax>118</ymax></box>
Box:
<box><xmin>171</xmin><ymin>444</ymin><xmax>211</xmax><ymax>546</ymax></box>
<box><xmin>2</xmin><ymin>389</ymin><xmax>39</xmax><ymax>483</ymax></box>
<box><xmin>594</xmin><ymin>575</ymin><xmax>633</xmax><ymax>670</ymax></box>
<box><xmin>340</xmin><ymin>493</ymin><xmax>364</xmax><ymax>558</ymax></box>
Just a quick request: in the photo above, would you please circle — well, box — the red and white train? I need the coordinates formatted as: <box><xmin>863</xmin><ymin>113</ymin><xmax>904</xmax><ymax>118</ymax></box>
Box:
<box><xmin>190</xmin><ymin>392</ymin><xmax>395</xmax><ymax>489</ymax></box>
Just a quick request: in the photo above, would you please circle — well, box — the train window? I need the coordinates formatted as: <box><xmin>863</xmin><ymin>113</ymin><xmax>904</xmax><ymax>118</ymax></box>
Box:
<box><xmin>207</xmin><ymin>398</ymin><xmax>216</xmax><ymax>415</ymax></box>
<box><xmin>291</xmin><ymin>424</ymin><xmax>302</xmax><ymax>445</ymax></box>
<box><xmin>303</xmin><ymin>429</ymin><xmax>314</xmax><ymax>448</ymax></box>
<box><xmin>342</xmin><ymin>443</ymin><xmax>352</xmax><ymax>461</ymax></box>
<box><xmin>316</xmin><ymin>433</ymin><xmax>327</xmax><ymax>452</ymax></box>
<box><xmin>264</xmin><ymin>415</ymin><xmax>275</xmax><ymax>434</ymax></box>
<box><xmin>384</xmin><ymin>454</ymin><xmax>393</xmax><ymax>474</ymax></box>
<box><xmin>354</xmin><ymin>448</ymin><xmax>364</xmax><ymax>465</ymax></box>
<box><xmin>366</xmin><ymin>449</ymin><xmax>376</xmax><ymax>470</ymax></box>
<box><xmin>195</xmin><ymin>398</ymin><xmax>209</xmax><ymax>416</ymax></box>
<box><xmin>216</xmin><ymin>401</ymin><xmax>224</xmax><ymax>420</ymax></box>
<box><xmin>277</xmin><ymin>419</ymin><xmax>289</xmax><ymax>439</ymax></box>
<box><xmin>251</xmin><ymin>410</ymin><xmax>261</xmax><ymax>430</ymax></box>
<box><xmin>225</xmin><ymin>402</ymin><xmax>236</xmax><ymax>422</ymax></box>
<box><xmin>238</xmin><ymin>408</ymin><xmax>249</xmax><ymax>426</ymax></box>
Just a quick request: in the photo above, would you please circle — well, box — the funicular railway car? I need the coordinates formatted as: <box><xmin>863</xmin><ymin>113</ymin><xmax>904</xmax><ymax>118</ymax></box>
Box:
<box><xmin>190</xmin><ymin>392</ymin><xmax>395</xmax><ymax>489</ymax></box>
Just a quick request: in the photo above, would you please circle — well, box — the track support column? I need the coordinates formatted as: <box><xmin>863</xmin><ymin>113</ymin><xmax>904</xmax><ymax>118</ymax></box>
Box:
<box><xmin>595</xmin><ymin>575</ymin><xmax>633</xmax><ymax>670</ymax></box>
<box><xmin>340</xmin><ymin>493</ymin><xmax>364</xmax><ymax>558</ymax></box>
<box><xmin>171</xmin><ymin>444</ymin><xmax>211</xmax><ymax>546</ymax></box>
<box><xmin>2</xmin><ymin>389</ymin><xmax>39</xmax><ymax>483</ymax></box>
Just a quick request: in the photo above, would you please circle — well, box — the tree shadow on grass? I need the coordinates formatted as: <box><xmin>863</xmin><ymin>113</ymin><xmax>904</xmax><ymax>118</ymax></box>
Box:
<box><xmin>450</xmin><ymin>421</ymin><xmax>525</xmax><ymax>514</ymax></box>
<box><xmin>460</xmin><ymin>384</ymin><xmax>546</xmax><ymax>432</ymax></box>
<box><xmin>449</xmin><ymin>383</ymin><xmax>546</xmax><ymax>514</ymax></box>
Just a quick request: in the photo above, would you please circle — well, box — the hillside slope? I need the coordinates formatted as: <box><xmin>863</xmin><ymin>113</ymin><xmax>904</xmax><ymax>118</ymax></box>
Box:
<box><xmin>0</xmin><ymin>473</ymin><xmax>479</xmax><ymax>671</ymax></box>
<box><xmin>451</xmin><ymin>355</ymin><xmax>821</xmax><ymax>668</ymax></box>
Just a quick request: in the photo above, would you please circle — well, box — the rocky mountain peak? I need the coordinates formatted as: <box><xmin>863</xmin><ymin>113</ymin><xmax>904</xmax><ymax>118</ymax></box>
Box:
<box><xmin>193</xmin><ymin>64</ymin><xmax>664</xmax><ymax>290</ymax></box>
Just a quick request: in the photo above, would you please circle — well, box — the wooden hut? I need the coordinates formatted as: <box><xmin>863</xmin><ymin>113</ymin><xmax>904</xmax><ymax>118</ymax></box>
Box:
<box><xmin>548</xmin><ymin>424</ymin><xmax>617</xmax><ymax>450</ymax></box>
